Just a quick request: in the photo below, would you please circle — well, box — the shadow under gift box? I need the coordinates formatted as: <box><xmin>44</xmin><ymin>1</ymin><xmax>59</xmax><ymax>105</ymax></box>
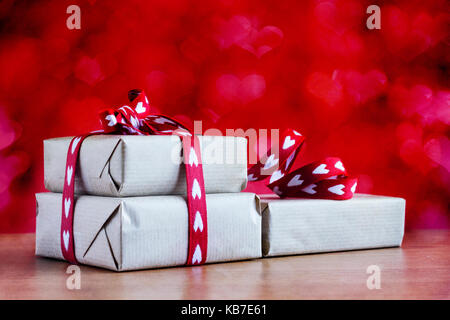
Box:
<box><xmin>35</xmin><ymin>192</ymin><xmax>262</xmax><ymax>271</ymax></box>
<box><xmin>260</xmin><ymin>194</ymin><xmax>406</xmax><ymax>257</ymax></box>
<box><xmin>44</xmin><ymin>135</ymin><xmax>248</xmax><ymax>197</ymax></box>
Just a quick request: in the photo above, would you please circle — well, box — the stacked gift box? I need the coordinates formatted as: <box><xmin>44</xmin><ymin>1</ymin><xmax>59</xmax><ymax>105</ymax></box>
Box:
<box><xmin>36</xmin><ymin>134</ymin><xmax>405</xmax><ymax>271</ymax></box>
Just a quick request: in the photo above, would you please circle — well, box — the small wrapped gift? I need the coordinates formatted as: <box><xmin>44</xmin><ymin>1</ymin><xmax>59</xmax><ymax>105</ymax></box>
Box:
<box><xmin>261</xmin><ymin>194</ymin><xmax>405</xmax><ymax>257</ymax></box>
<box><xmin>44</xmin><ymin>135</ymin><xmax>247</xmax><ymax>197</ymax></box>
<box><xmin>36</xmin><ymin>192</ymin><xmax>261</xmax><ymax>271</ymax></box>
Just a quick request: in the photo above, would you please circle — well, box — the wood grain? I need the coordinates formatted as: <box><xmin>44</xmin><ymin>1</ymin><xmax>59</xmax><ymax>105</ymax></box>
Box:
<box><xmin>0</xmin><ymin>231</ymin><xmax>449</xmax><ymax>299</ymax></box>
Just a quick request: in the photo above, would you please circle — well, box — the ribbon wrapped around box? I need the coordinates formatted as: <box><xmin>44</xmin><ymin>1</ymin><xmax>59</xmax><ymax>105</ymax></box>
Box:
<box><xmin>261</xmin><ymin>194</ymin><xmax>405</xmax><ymax>257</ymax></box>
<box><xmin>44</xmin><ymin>135</ymin><xmax>247</xmax><ymax>197</ymax></box>
<box><xmin>36</xmin><ymin>192</ymin><xmax>262</xmax><ymax>271</ymax></box>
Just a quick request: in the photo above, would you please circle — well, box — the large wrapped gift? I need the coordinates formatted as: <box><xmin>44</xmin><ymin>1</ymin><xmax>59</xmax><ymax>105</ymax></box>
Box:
<box><xmin>261</xmin><ymin>194</ymin><xmax>405</xmax><ymax>257</ymax></box>
<box><xmin>44</xmin><ymin>135</ymin><xmax>247</xmax><ymax>197</ymax></box>
<box><xmin>36</xmin><ymin>192</ymin><xmax>261</xmax><ymax>271</ymax></box>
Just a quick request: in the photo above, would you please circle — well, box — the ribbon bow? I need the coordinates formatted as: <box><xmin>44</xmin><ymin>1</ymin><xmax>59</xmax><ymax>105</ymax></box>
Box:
<box><xmin>98</xmin><ymin>89</ymin><xmax>191</xmax><ymax>136</ymax></box>
<box><xmin>61</xmin><ymin>90</ymin><xmax>208</xmax><ymax>266</ymax></box>
<box><xmin>247</xmin><ymin>129</ymin><xmax>357</xmax><ymax>200</ymax></box>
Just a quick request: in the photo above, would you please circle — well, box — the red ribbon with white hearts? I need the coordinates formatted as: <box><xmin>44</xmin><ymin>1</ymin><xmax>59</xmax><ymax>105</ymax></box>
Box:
<box><xmin>60</xmin><ymin>90</ymin><xmax>208</xmax><ymax>265</ymax></box>
<box><xmin>247</xmin><ymin>129</ymin><xmax>357</xmax><ymax>200</ymax></box>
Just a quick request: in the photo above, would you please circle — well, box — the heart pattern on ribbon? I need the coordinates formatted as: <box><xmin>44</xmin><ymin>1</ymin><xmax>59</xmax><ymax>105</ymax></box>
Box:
<box><xmin>189</xmin><ymin>147</ymin><xmax>199</xmax><ymax>167</ymax></box>
<box><xmin>63</xmin><ymin>230</ymin><xmax>70</xmax><ymax>251</ymax></box>
<box><xmin>302</xmin><ymin>184</ymin><xmax>317</xmax><ymax>195</ymax></box>
<box><xmin>247</xmin><ymin>129</ymin><xmax>357</xmax><ymax>200</ymax></box>
<box><xmin>64</xmin><ymin>198</ymin><xmax>71</xmax><ymax>218</ymax></box>
<box><xmin>192</xmin><ymin>244</ymin><xmax>202</xmax><ymax>264</ymax></box>
<box><xmin>66</xmin><ymin>166</ymin><xmax>73</xmax><ymax>186</ymax></box>
<box><xmin>312</xmin><ymin>164</ymin><xmax>329</xmax><ymax>175</ymax></box>
<box><xmin>263</xmin><ymin>153</ymin><xmax>279</xmax><ymax>170</ymax></box>
<box><xmin>282</xmin><ymin>136</ymin><xmax>295</xmax><ymax>150</ymax></box>
<box><xmin>71</xmin><ymin>137</ymin><xmax>81</xmax><ymax>154</ymax></box>
<box><xmin>287</xmin><ymin>174</ymin><xmax>303</xmax><ymax>187</ymax></box>
<box><xmin>135</xmin><ymin>101</ymin><xmax>146</xmax><ymax>114</ymax></box>
<box><xmin>192</xmin><ymin>179</ymin><xmax>202</xmax><ymax>200</ymax></box>
<box><xmin>193</xmin><ymin>211</ymin><xmax>204</xmax><ymax>232</ymax></box>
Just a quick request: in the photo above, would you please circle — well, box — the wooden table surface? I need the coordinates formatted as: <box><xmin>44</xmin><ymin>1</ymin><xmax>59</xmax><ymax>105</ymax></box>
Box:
<box><xmin>0</xmin><ymin>231</ymin><xmax>449</xmax><ymax>300</ymax></box>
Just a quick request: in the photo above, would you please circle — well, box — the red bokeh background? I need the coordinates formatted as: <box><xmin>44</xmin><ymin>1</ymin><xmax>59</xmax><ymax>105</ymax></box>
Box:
<box><xmin>0</xmin><ymin>0</ymin><xmax>448</xmax><ymax>232</ymax></box>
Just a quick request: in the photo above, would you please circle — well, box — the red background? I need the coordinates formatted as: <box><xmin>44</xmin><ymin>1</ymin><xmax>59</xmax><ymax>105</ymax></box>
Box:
<box><xmin>0</xmin><ymin>0</ymin><xmax>448</xmax><ymax>232</ymax></box>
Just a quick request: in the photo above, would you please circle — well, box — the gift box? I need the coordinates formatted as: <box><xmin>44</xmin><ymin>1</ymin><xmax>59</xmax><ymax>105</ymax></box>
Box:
<box><xmin>44</xmin><ymin>135</ymin><xmax>247</xmax><ymax>197</ymax></box>
<box><xmin>35</xmin><ymin>192</ymin><xmax>262</xmax><ymax>271</ymax></box>
<box><xmin>261</xmin><ymin>194</ymin><xmax>405</xmax><ymax>257</ymax></box>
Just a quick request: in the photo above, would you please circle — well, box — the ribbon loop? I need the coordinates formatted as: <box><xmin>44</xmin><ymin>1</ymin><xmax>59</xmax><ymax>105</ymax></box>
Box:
<box><xmin>99</xmin><ymin>89</ymin><xmax>190</xmax><ymax>136</ymax></box>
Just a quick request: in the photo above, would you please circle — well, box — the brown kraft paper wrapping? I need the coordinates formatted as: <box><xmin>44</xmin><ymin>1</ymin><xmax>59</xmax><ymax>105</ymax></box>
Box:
<box><xmin>35</xmin><ymin>192</ymin><xmax>262</xmax><ymax>271</ymax></box>
<box><xmin>261</xmin><ymin>194</ymin><xmax>405</xmax><ymax>257</ymax></box>
<box><xmin>44</xmin><ymin>135</ymin><xmax>247</xmax><ymax>197</ymax></box>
